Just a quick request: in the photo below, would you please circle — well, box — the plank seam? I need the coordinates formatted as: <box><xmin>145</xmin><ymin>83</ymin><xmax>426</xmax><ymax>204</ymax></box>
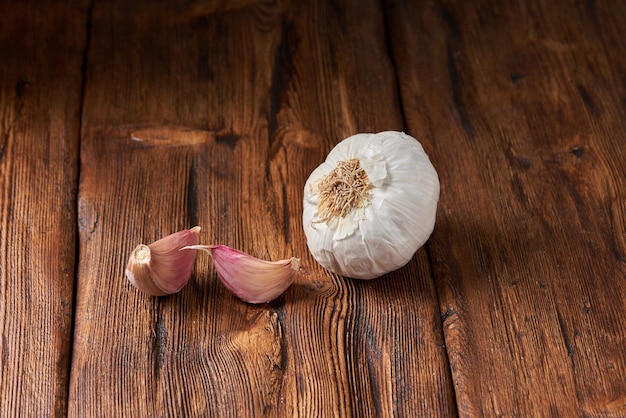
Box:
<box><xmin>67</xmin><ymin>0</ymin><xmax>95</xmax><ymax>413</ymax></box>
<box><xmin>379</xmin><ymin>0</ymin><xmax>460</xmax><ymax>414</ymax></box>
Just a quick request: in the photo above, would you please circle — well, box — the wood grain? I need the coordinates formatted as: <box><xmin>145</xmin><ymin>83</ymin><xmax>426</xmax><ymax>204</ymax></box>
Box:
<box><xmin>270</xmin><ymin>1</ymin><xmax>455</xmax><ymax>416</ymax></box>
<box><xmin>68</xmin><ymin>0</ymin><xmax>455</xmax><ymax>416</ymax></box>
<box><xmin>0</xmin><ymin>2</ymin><xmax>87</xmax><ymax>416</ymax></box>
<box><xmin>2</xmin><ymin>0</ymin><xmax>624</xmax><ymax>415</ymax></box>
<box><xmin>387</xmin><ymin>0</ymin><xmax>626</xmax><ymax>415</ymax></box>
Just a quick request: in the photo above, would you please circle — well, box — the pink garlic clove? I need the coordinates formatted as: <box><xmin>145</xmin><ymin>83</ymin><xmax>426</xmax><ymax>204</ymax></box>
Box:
<box><xmin>183</xmin><ymin>244</ymin><xmax>299</xmax><ymax>304</ymax></box>
<box><xmin>125</xmin><ymin>226</ymin><xmax>201</xmax><ymax>296</ymax></box>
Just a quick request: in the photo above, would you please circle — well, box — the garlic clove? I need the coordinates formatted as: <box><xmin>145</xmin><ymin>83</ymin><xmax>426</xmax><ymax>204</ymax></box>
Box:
<box><xmin>125</xmin><ymin>226</ymin><xmax>201</xmax><ymax>296</ymax></box>
<box><xmin>183</xmin><ymin>244</ymin><xmax>299</xmax><ymax>304</ymax></box>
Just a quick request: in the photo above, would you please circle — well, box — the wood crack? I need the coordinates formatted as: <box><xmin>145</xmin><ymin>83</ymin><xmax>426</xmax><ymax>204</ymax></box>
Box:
<box><xmin>186</xmin><ymin>156</ymin><xmax>199</xmax><ymax>228</ymax></box>
<box><xmin>447</xmin><ymin>44</ymin><xmax>474</xmax><ymax>138</ymax></box>
<box><xmin>153</xmin><ymin>305</ymin><xmax>167</xmax><ymax>377</ymax></box>
<box><xmin>267</xmin><ymin>16</ymin><xmax>295</xmax><ymax>163</ymax></box>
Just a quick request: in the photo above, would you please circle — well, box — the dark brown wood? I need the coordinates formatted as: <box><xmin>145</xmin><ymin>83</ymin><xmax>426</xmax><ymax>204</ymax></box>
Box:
<box><xmin>69</xmin><ymin>0</ymin><xmax>455</xmax><ymax>416</ymax></box>
<box><xmin>267</xmin><ymin>1</ymin><xmax>456</xmax><ymax>416</ymax></box>
<box><xmin>0</xmin><ymin>1</ymin><xmax>87</xmax><ymax>416</ymax></box>
<box><xmin>2</xmin><ymin>0</ymin><xmax>625</xmax><ymax>416</ymax></box>
<box><xmin>387</xmin><ymin>0</ymin><xmax>626</xmax><ymax>415</ymax></box>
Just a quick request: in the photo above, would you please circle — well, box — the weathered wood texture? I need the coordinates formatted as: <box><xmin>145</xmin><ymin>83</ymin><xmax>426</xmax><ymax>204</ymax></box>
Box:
<box><xmin>69</xmin><ymin>0</ymin><xmax>454</xmax><ymax>416</ymax></box>
<box><xmin>387</xmin><ymin>0</ymin><xmax>626</xmax><ymax>416</ymax></box>
<box><xmin>2</xmin><ymin>0</ymin><xmax>625</xmax><ymax>416</ymax></box>
<box><xmin>0</xmin><ymin>2</ymin><xmax>87</xmax><ymax>417</ymax></box>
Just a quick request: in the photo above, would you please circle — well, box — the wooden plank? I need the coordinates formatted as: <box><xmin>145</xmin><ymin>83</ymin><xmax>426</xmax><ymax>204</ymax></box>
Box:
<box><xmin>69</xmin><ymin>1</ymin><xmax>224</xmax><ymax>414</ymax></box>
<box><xmin>69</xmin><ymin>0</ymin><xmax>455</xmax><ymax>415</ymax></box>
<box><xmin>267</xmin><ymin>1</ymin><xmax>455</xmax><ymax>416</ymax></box>
<box><xmin>386</xmin><ymin>0</ymin><xmax>626</xmax><ymax>415</ymax></box>
<box><xmin>0</xmin><ymin>1</ymin><xmax>87</xmax><ymax>416</ymax></box>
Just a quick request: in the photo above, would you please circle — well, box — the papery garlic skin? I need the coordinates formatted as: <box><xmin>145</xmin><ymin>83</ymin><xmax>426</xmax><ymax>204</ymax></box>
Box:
<box><xmin>125</xmin><ymin>226</ymin><xmax>201</xmax><ymax>296</ymax></box>
<box><xmin>303</xmin><ymin>131</ymin><xmax>439</xmax><ymax>279</ymax></box>
<box><xmin>185</xmin><ymin>245</ymin><xmax>299</xmax><ymax>304</ymax></box>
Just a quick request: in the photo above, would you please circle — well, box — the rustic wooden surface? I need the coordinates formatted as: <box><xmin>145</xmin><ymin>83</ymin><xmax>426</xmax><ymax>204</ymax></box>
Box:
<box><xmin>1</xmin><ymin>0</ymin><xmax>624</xmax><ymax>416</ymax></box>
<box><xmin>0</xmin><ymin>2</ymin><xmax>86</xmax><ymax>416</ymax></box>
<box><xmin>387</xmin><ymin>1</ymin><xmax>626</xmax><ymax>415</ymax></box>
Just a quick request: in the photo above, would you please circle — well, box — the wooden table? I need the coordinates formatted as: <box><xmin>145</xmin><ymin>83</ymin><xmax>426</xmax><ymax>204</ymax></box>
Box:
<box><xmin>1</xmin><ymin>0</ymin><xmax>625</xmax><ymax>416</ymax></box>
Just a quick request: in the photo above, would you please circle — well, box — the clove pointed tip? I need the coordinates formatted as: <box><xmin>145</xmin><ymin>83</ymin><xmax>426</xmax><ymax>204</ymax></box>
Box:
<box><xmin>180</xmin><ymin>244</ymin><xmax>214</xmax><ymax>254</ymax></box>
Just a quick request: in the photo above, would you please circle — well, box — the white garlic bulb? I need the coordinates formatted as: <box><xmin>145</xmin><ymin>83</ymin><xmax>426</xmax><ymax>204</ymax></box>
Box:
<box><xmin>302</xmin><ymin>131</ymin><xmax>440</xmax><ymax>279</ymax></box>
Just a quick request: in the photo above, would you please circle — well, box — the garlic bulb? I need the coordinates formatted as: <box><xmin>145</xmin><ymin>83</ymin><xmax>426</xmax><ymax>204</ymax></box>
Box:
<box><xmin>302</xmin><ymin>131</ymin><xmax>439</xmax><ymax>279</ymax></box>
